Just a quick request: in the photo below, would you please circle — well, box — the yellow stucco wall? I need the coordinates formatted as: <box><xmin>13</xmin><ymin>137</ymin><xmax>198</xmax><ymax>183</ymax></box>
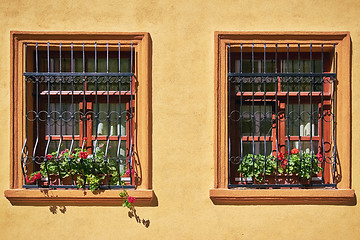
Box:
<box><xmin>1</xmin><ymin>0</ymin><xmax>360</xmax><ymax>239</ymax></box>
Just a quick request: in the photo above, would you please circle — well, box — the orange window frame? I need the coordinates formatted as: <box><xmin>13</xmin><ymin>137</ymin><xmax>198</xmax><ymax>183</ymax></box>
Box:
<box><xmin>211</xmin><ymin>31</ymin><xmax>354</xmax><ymax>205</ymax></box>
<box><xmin>5</xmin><ymin>31</ymin><xmax>154</xmax><ymax>206</ymax></box>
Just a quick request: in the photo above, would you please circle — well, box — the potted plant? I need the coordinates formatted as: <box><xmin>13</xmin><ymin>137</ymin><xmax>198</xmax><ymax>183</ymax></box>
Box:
<box><xmin>237</xmin><ymin>148</ymin><xmax>323</xmax><ymax>185</ymax></box>
<box><xmin>25</xmin><ymin>142</ymin><xmax>136</xmax><ymax>208</ymax></box>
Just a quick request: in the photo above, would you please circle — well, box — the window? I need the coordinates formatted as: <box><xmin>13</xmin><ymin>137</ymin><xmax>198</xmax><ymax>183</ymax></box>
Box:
<box><xmin>5</xmin><ymin>32</ymin><xmax>153</xmax><ymax>205</ymax></box>
<box><xmin>211</xmin><ymin>32</ymin><xmax>354</xmax><ymax>204</ymax></box>
<box><xmin>228</xmin><ymin>44</ymin><xmax>333</xmax><ymax>187</ymax></box>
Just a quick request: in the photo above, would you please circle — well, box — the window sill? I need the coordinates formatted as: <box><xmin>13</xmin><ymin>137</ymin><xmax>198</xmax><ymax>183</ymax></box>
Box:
<box><xmin>209</xmin><ymin>188</ymin><xmax>355</xmax><ymax>205</ymax></box>
<box><xmin>4</xmin><ymin>189</ymin><xmax>156</xmax><ymax>206</ymax></box>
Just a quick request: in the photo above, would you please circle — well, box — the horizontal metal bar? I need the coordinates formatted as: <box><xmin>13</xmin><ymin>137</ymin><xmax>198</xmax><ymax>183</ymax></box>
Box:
<box><xmin>24</xmin><ymin>72</ymin><xmax>134</xmax><ymax>77</ymax></box>
<box><xmin>228</xmin><ymin>183</ymin><xmax>337</xmax><ymax>189</ymax></box>
<box><xmin>228</xmin><ymin>73</ymin><xmax>336</xmax><ymax>78</ymax></box>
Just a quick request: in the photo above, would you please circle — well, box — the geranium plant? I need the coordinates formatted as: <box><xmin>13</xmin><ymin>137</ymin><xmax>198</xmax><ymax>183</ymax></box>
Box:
<box><xmin>25</xmin><ymin>140</ymin><xmax>136</xmax><ymax>208</ymax></box>
<box><xmin>238</xmin><ymin>148</ymin><xmax>323</xmax><ymax>182</ymax></box>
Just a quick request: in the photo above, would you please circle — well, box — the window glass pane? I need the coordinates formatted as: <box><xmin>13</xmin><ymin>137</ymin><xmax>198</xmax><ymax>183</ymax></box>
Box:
<box><xmin>93</xmin><ymin>140</ymin><xmax>127</xmax><ymax>178</ymax></box>
<box><xmin>235</xmin><ymin>59</ymin><xmax>276</xmax><ymax>92</ymax></box>
<box><xmin>281</xmin><ymin>60</ymin><xmax>321</xmax><ymax>73</ymax></box>
<box><xmin>240</xmin><ymin>104</ymin><xmax>273</xmax><ymax>136</ymax></box>
<box><xmin>286</xmin><ymin>104</ymin><xmax>318</xmax><ymax>136</ymax></box>
<box><xmin>289</xmin><ymin>141</ymin><xmax>318</xmax><ymax>154</ymax></box>
<box><xmin>47</xmin><ymin>140</ymin><xmax>80</xmax><ymax>155</ymax></box>
<box><xmin>86</xmin><ymin>57</ymin><xmax>131</xmax><ymax>91</ymax></box>
<box><xmin>46</xmin><ymin>103</ymin><xmax>80</xmax><ymax>135</ymax></box>
<box><xmin>93</xmin><ymin>103</ymin><xmax>127</xmax><ymax>136</ymax></box>
<box><xmin>94</xmin><ymin>140</ymin><xmax>127</xmax><ymax>158</ymax></box>
<box><xmin>242</xmin><ymin>142</ymin><xmax>273</xmax><ymax>156</ymax></box>
<box><xmin>87</xmin><ymin>57</ymin><xmax>130</xmax><ymax>72</ymax></box>
<box><xmin>281</xmin><ymin>60</ymin><xmax>322</xmax><ymax>92</ymax></box>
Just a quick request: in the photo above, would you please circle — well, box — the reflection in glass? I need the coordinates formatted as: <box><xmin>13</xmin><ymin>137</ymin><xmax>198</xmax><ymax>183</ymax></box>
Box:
<box><xmin>289</xmin><ymin>141</ymin><xmax>319</xmax><ymax>154</ymax></box>
<box><xmin>46</xmin><ymin>103</ymin><xmax>79</xmax><ymax>135</ymax></box>
<box><xmin>242</xmin><ymin>142</ymin><xmax>273</xmax><ymax>156</ymax></box>
<box><xmin>93</xmin><ymin>103</ymin><xmax>127</xmax><ymax>136</ymax></box>
<box><xmin>286</xmin><ymin>104</ymin><xmax>318</xmax><ymax>136</ymax></box>
<box><xmin>240</xmin><ymin>104</ymin><xmax>273</xmax><ymax>136</ymax></box>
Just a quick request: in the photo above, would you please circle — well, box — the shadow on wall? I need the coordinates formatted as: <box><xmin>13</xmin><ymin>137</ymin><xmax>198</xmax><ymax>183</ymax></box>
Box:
<box><xmin>128</xmin><ymin>206</ymin><xmax>150</xmax><ymax>228</ymax></box>
<box><xmin>49</xmin><ymin>205</ymin><xmax>67</xmax><ymax>214</ymax></box>
<box><xmin>46</xmin><ymin>205</ymin><xmax>151</xmax><ymax>228</ymax></box>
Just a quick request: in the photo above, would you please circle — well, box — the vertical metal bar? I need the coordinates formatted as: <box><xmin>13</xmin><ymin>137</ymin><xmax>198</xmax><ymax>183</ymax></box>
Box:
<box><xmin>105</xmin><ymin>43</ymin><xmax>110</xmax><ymax>186</ymax></box>
<box><xmin>70</xmin><ymin>42</ymin><xmax>75</xmax><ymax>154</ymax></box>
<box><xmin>105</xmin><ymin>43</ymin><xmax>110</xmax><ymax>160</ymax></box>
<box><xmin>93</xmin><ymin>42</ymin><xmax>99</xmax><ymax>157</ymax></box>
<box><xmin>55</xmin><ymin>42</ymin><xmax>63</xmax><ymax>183</ymax></box>
<box><xmin>82</xmin><ymin>42</ymin><xmax>86</xmax><ymax>150</ymax></box>
<box><xmin>298</xmin><ymin>44</ymin><xmax>302</xmax><ymax>183</ymax></box>
<box><xmin>286</xmin><ymin>43</ymin><xmax>290</xmax><ymax>180</ymax></box>
<box><xmin>321</xmin><ymin>44</ymin><xmax>325</xmax><ymax>183</ymax></box>
<box><xmin>32</xmin><ymin>43</ymin><xmax>39</xmax><ymax>174</ymax></box>
<box><xmin>59</xmin><ymin>43</ymin><xmax>63</xmax><ymax>154</ymax></box>
<box><xmin>116</xmin><ymin>42</ymin><xmax>122</xmax><ymax>185</ymax></box>
<box><xmin>227</xmin><ymin>43</ymin><xmax>231</xmax><ymax>186</ymax></box>
<box><xmin>263</xmin><ymin>43</ymin><xmax>267</xmax><ymax>183</ymax></box>
<box><xmin>59</xmin><ymin>43</ymin><xmax>65</xmax><ymax>183</ymax></box>
<box><xmin>251</xmin><ymin>43</ymin><xmax>255</xmax><ymax>183</ymax></box>
<box><xmin>275</xmin><ymin>44</ymin><xmax>279</xmax><ymax>183</ymax></box>
<box><xmin>75</xmin><ymin>42</ymin><xmax>86</xmax><ymax>186</ymax></box>
<box><xmin>55</xmin><ymin>43</ymin><xmax>64</xmax><ymax>184</ymax></box>
<box><xmin>310</xmin><ymin>43</ymin><xmax>314</xmax><ymax>181</ymax></box>
<box><xmin>46</xmin><ymin>42</ymin><xmax>50</xmax><ymax>149</ymax></box>
<box><xmin>332</xmin><ymin>44</ymin><xmax>337</xmax><ymax>183</ymax></box>
<box><xmin>45</xmin><ymin>42</ymin><xmax>52</xmax><ymax>161</ymax></box>
<box><xmin>44</xmin><ymin>42</ymin><xmax>51</xmax><ymax>158</ymax></box>
<box><xmin>129</xmin><ymin>43</ymin><xmax>134</xmax><ymax>185</ymax></box>
<box><xmin>239</xmin><ymin>43</ymin><xmax>243</xmax><ymax>184</ymax></box>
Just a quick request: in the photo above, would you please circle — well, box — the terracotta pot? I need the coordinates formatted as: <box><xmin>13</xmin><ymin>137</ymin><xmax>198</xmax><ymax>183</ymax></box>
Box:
<box><xmin>45</xmin><ymin>174</ymin><xmax>76</xmax><ymax>186</ymax></box>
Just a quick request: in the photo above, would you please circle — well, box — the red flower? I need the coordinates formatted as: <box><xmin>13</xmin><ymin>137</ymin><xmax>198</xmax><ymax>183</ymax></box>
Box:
<box><xmin>79</xmin><ymin>151</ymin><xmax>88</xmax><ymax>159</ymax></box>
<box><xmin>316</xmin><ymin>153</ymin><xmax>323</xmax><ymax>162</ymax></box>
<box><xmin>33</xmin><ymin>172</ymin><xmax>42</xmax><ymax>180</ymax></box>
<box><xmin>25</xmin><ymin>175</ymin><xmax>32</xmax><ymax>183</ymax></box>
<box><xmin>285</xmin><ymin>151</ymin><xmax>288</xmax><ymax>155</ymax></box>
<box><xmin>125</xmin><ymin>169</ymin><xmax>135</xmax><ymax>175</ymax></box>
<box><xmin>127</xmin><ymin>196</ymin><xmax>136</xmax><ymax>204</ymax></box>
<box><xmin>46</xmin><ymin>154</ymin><xmax>53</xmax><ymax>161</ymax></box>
<box><xmin>281</xmin><ymin>158</ymin><xmax>288</xmax><ymax>169</ymax></box>
<box><xmin>83</xmin><ymin>137</ymin><xmax>87</xmax><ymax>141</ymax></box>
<box><xmin>26</xmin><ymin>172</ymin><xmax>42</xmax><ymax>183</ymax></box>
<box><xmin>277</xmin><ymin>152</ymin><xmax>284</xmax><ymax>160</ymax></box>
<box><xmin>290</xmin><ymin>148</ymin><xmax>299</xmax><ymax>155</ymax></box>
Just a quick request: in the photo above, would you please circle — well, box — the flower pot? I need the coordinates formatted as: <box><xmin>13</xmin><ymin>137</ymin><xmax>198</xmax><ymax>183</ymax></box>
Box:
<box><xmin>43</xmin><ymin>174</ymin><xmax>76</xmax><ymax>186</ymax></box>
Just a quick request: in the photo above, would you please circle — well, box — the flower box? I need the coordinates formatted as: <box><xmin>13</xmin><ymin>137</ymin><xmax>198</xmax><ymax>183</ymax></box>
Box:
<box><xmin>237</xmin><ymin>148</ymin><xmax>323</xmax><ymax>187</ymax></box>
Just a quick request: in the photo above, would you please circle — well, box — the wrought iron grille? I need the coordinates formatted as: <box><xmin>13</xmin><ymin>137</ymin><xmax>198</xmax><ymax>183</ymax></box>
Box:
<box><xmin>21</xmin><ymin>41</ymin><xmax>135</xmax><ymax>189</ymax></box>
<box><xmin>228</xmin><ymin>43</ymin><xmax>337</xmax><ymax>189</ymax></box>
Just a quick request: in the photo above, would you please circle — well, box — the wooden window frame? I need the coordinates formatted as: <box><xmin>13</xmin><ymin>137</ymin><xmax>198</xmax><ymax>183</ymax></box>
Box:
<box><xmin>5</xmin><ymin>31</ymin><xmax>154</xmax><ymax>206</ymax></box>
<box><xmin>211</xmin><ymin>32</ymin><xmax>355</xmax><ymax>205</ymax></box>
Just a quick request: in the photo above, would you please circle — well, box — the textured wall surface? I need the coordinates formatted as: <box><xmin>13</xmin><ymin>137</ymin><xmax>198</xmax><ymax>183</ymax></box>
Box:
<box><xmin>1</xmin><ymin>0</ymin><xmax>360</xmax><ymax>239</ymax></box>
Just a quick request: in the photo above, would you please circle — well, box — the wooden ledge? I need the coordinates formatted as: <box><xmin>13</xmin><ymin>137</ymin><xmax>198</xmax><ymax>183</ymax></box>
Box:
<box><xmin>209</xmin><ymin>188</ymin><xmax>355</xmax><ymax>205</ymax></box>
<box><xmin>4</xmin><ymin>189</ymin><xmax>156</xmax><ymax>206</ymax></box>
